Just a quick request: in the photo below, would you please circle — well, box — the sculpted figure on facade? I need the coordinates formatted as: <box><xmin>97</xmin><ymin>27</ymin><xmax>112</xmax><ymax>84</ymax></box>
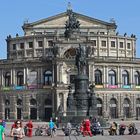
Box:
<box><xmin>75</xmin><ymin>45</ymin><xmax>87</xmax><ymax>74</ymax></box>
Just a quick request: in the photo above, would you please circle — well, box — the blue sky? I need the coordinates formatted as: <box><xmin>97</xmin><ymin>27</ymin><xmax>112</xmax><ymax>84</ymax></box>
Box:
<box><xmin>0</xmin><ymin>0</ymin><xmax>140</xmax><ymax>59</ymax></box>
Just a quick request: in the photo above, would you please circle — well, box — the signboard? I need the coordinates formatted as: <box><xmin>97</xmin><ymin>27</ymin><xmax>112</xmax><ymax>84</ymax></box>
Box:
<box><xmin>95</xmin><ymin>85</ymin><xmax>103</xmax><ymax>88</ymax></box>
<box><xmin>108</xmin><ymin>85</ymin><xmax>118</xmax><ymax>89</ymax></box>
<box><xmin>123</xmin><ymin>85</ymin><xmax>131</xmax><ymax>89</ymax></box>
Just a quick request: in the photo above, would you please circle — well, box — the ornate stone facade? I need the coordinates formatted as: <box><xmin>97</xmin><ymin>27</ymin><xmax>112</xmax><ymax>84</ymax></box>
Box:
<box><xmin>0</xmin><ymin>9</ymin><xmax>140</xmax><ymax>121</ymax></box>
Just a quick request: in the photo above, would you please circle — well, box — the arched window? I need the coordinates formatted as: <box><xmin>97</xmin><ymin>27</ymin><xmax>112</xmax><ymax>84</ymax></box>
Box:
<box><xmin>95</xmin><ymin>69</ymin><xmax>102</xmax><ymax>85</ymax></box>
<box><xmin>123</xmin><ymin>98</ymin><xmax>131</xmax><ymax>118</ymax></box>
<box><xmin>44</xmin><ymin>71</ymin><xmax>52</xmax><ymax>85</ymax></box>
<box><xmin>5</xmin><ymin>72</ymin><xmax>11</xmax><ymax>87</ymax></box>
<box><xmin>30</xmin><ymin>99</ymin><xmax>37</xmax><ymax>120</ymax></box>
<box><xmin>122</xmin><ymin>70</ymin><xmax>129</xmax><ymax>85</ymax></box>
<box><xmin>110</xmin><ymin>98</ymin><xmax>118</xmax><ymax>118</ymax></box>
<box><xmin>5</xmin><ymin>99</ymin><xmax>10</xmax><ymax>120</ymax></box>
<box><xmin>17</xmin><ymin>71</ymin><xmax>24</xmax><ymax>86</ymax></box>
<box><xmin>30</xmin><ymin>99</ymin><xmax>37</xmax><ymax>106</ymax></box>
<box><xmin>17</xmin><ymin>99</ymin><xmax>22</xmax><ymax>106</ymax></box>
<box><xmin>108</xmin><ymin>70</ymin><xmax>116</xmax><ymax>85</ymax></box>
<box><xmin>5</xmin><ymin>99</ymin><xmax>10</xmax><ymax>106</ymax></box>
<box><xmin>64</xmin><ymin>48</ymin><xmax>76</xmax><ymax>59</ymax></box>
<box><xmin>134</xmin><ymin>71</ymin><xmax>140</xmax><ymax>86</ymax></box>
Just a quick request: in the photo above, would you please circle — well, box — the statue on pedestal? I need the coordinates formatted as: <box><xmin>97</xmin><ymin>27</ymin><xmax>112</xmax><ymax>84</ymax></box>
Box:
<box><xmin>75</xmin><ymin>45</ymin><xmax>87</xmax><ymax>75</ymax></box>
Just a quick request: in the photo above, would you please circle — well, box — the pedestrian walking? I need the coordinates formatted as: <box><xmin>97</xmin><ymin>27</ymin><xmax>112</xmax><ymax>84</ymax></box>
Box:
<box><xmin>49</xmin><ymin>119</ymin><xmax>56</xmax><ymax>137</ymax></box>
<box><xmin>10</xmin><ymin>120</ymin><xmax>25</xmax><ymax>140</ymax></box>
<box><xmin>26</xmin><ymin>120</ymin><xmax>33</xmax><ymax>137</ymax></box>
<box><xmin>0</xmin><ymin>119</ymin><xmax>5</xmax><ymax>140</ymax></box>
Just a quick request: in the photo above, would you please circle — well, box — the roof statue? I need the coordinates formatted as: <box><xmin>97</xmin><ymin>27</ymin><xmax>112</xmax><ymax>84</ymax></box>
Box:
<box><xmin>64</xmin><ymin>3</ymin><xmax>80</xmax><ymax>38</ymax></box>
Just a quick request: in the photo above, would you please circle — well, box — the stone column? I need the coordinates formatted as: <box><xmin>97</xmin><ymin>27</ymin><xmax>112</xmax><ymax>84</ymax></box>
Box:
<box><xmin>119</xmin><ymin>66</ymin><xmax>122</xmax><ymax>88</ymax></box>
<box><xmin>0</xmin><ymin>97</ymin><xmax>4</xmax><ymax>118</ymax></box>
<box><xmin>130</xmin><ymin>67</ymin><xmax>134</xmax><ymax>88</ymax></box>
<box><xmin>116</xmin><ymin>37</ymin><xmax>119</xmax><ymax>58</ymax></box>
<box><xmin>105</xmin><ymin>66</ymin><xmax>108</xmax><ymax>88</ymax></box>
<box><xmin>120</xmin><ymin>94</ymin><xmax>124</xmax><ymax>118</ymax></box>
<box><xmin>92</xmin><ymin>64</ymin><xmax>95</xmax><ymax>83</ymax></box>
<box><xmin>23</xmin><ymin>95</ymin><xmax>30</xmax><ymax>120</ymax></box>
<box><xmin>11</xmin><ymin>69</ymin><xmax>13</xmax><ymax>86</ymax></box>
<box><xmin>43</xmin><ymin>37</ymin><xmax>47</xmax><ymax>56</ymax></box>
<box><xmin>52</xmin><ymin>63</ymin><xmax>55</xmax><ymax>84</ymax></box>
<box><xmin>124</xmin><ymin>38</ymin><xmax>127</xmax><ymax>57</ymax></box>
<box><xmin>10</xmin><ymin>96</ymin><xmax>16</xmax><ymax>119</ymax></box>
<box><xmin>118</xmin><ymin>94</ymin><xmax>122</xmax><ymax>118</ymax></box>
<box><xmin>12</xmin><ymin>69</ymin><xmax>15</xmax><ymax>86</ymax></box>
<box><xmin>117</xmin><ymin>66</ymin><xmax>120</xmax><ymax>88</ymax></box>
<box><xmin>24</xmin><ymin>40</ymin><xmax>27</xmax><ymax>57</ymax></box>
<box><xmin>23</xmin><ymin>68</ymin><xmax>26</xmax><ymax>85</ymax></box>
<box><xmin>88</xmin><ymin>64</ymin><xmax>91</xmax><ymax>82</ymax></box>
<box><xmin>1</xmin><ymin>69</ymin><xmax>3</xmax><ymax>86</ymax></box>
<box><xmin>33</xmin><ymin>37</ymin><xmax>37</xmax><ymax>57</ymax></box>
<box><xmin>131</xmin><ymin>94</ymin><xmax>136</xmax><ymax>118</ymax></box>
<box><xmin>56</xmin><ymin>64</ymin><xmax>60</xmax><ymax>84</ymax></box>
<box><xmin>40</xmin><ymin>67</ymin><xmax>43</xmax><ymax>86</ymax></box>
<box><xmin>97</xmin><ymin>36</ymin><xmax>100</xmax><ymax>57</ymax></box>
<box><xmin>59</xmin><ymin>63</ymin><xmax>63</xmax><ymax>83</ymax></box>
<box><xmin>63</xmin><ymin>92</ymin><xmax>66</xmax><ymax>116</ymax></box>
<box><xmin>103</xmin><ymin>66</ymin><xmax>106</xmax><ymax>88</ymax></box>
<box><xmin>107</xmin><ymin>36</ymin><xmax>110</xmax><ymax>57</ymax></box>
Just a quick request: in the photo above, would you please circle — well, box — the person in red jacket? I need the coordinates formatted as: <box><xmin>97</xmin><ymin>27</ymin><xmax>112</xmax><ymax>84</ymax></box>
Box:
<box><xmin>83</xmin><ymin>119</ymin><xmax>92</xmax><ymax>137</ymax></box>
<box><xmin>26</xmin><ymin>120</ymin><xmax>33</xmax><ymax>137</ymax></box>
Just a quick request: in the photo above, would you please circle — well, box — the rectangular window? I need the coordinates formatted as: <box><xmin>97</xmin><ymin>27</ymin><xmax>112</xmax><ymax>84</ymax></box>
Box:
<box><xmin>13</xmin><ymin>44</ymin><xmax>16</xmax><ymax>50</ymax></box>
<box><xmin>111</xmin><ymin>41</ymin><xmax>115</xmax><ymax>47</ymax></box>
<box><xmin>119</xmin><ymin>42</ymin><xmax>123</xmax><ymax>48</ymax></box>
<box><xmin>29</xmin><ymin>42</ymin><xmax>33</xmax><ymax>48</ymax></box>
<box><xmin>38</xmin><ymin>41</ymin><xmax>43</xmax><ymax>47</ymax></box>
<box><xmin>20</xmin><ymin>43</ymin><xmax>24</xmax><ymax>49</ymax></box>
<box><xmin>101</xmin><ymin>41</ymin><xmax>106</xmax><ymax>47</ymax></box>
<box><xmin>127</xmin><ymin>43</ymin><xmax>131</xmax><ymax>49</ymax></box>
<box><xmin>92</xmin><ymin>40</ymin><xmax>96</xmax><ymax>46</ymax></box>
<box><xmin>100</xmin><ymin>32</ymin><xmax>104</xmax><ymax>35</ymax></box>
<box><xmin>70</xmin><ymin>75</ymin><xmax>75</xmax><ymax>84</ymax></box>
<box><xmin>48</xmin><ymin>41</ymin><xmax>53</xmax><ymax>46</ymax></box>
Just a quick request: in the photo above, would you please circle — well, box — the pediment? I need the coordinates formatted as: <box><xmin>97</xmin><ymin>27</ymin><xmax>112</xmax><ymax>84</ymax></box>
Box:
<box><xmin>24</xmin><ymin>12</ymin><xmax>116</xmax><ymax>29</ymax></box>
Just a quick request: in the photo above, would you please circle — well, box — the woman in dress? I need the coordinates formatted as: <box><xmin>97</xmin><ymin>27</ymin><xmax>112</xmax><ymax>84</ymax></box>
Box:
<box><xmin>10</xmin><ymin>120</ymin><xmax>25</xmax><ymax>140</ymax></box>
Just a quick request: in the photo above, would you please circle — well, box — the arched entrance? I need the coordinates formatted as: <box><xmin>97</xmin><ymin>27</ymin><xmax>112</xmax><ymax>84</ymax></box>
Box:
<box><xmin>5</xmin><ymin>99</ymin><xmax>10</xmax><ymax>120</ymax></box>
<box><xmin>97</xmin><ymin>98</ymin><xmax>103</xmax><ymax>116</ymax></box>
<box><xmin>136</xmin><ymin>98</ymin><xmax>140</xmax><ymax>120</ymax></box>
<box><xmin>110</xmin><ymin>98</ymin><xmax>118</xmax><ymax>118</ymax></box>
<box><xmin>17</xmin><ymin>99</ymin><xmax>22</xmax><ymax>119</ymax></box>
<box><xmin>30</xmin><ymin>99</ymin><xmax>37</xmax><ymax>120</ymax></box>
<box><xmin>44</xmin><ymin>98</ymin><xmax>52</xmax><ymax>121</ymax></box>
<box><xmin>123</xmin><ymin>98</ymin><xmax>131</xmax><ymax>118</ymax></box>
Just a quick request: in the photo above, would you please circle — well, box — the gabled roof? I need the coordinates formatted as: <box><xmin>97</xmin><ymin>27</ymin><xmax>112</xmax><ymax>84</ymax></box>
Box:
<box><xmin>22</xmin><ymin>11</ymin><xmax>117</xmax><ymax>30</ymax></box>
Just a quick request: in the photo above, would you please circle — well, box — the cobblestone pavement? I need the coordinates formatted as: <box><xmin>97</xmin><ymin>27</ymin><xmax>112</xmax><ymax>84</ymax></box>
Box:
<box><xmin>5</xmin><ymin>134</ymin><xmax>140</xmax><ymax>140</ymax></box>
<box><xmin>4</xmin><ymin>120</ymin><xmax>140</xmax><ymax>140</ymax></box>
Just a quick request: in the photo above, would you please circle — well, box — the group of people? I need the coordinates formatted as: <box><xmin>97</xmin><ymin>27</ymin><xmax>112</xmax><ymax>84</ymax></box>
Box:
<box><xmin>109</xmin><ymin>121</ymin><xmax>138</xmax><ymax>135</ymax></box>
<box><xmin>11</xmin><ymin>120</ymin><xmax>34</xmax><ymax>140</ymax></box>
<box><xmin>0</xmin><ymin>119</ymin><xmax>34</xmax><ymax>140</ymax></box>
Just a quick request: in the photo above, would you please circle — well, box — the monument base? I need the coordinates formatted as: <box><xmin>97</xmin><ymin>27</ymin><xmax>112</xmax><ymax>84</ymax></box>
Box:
<box><xmin>60</xmin><ymin>116</ymin><xmax>89</xmax><ymax>125</ymax></box>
